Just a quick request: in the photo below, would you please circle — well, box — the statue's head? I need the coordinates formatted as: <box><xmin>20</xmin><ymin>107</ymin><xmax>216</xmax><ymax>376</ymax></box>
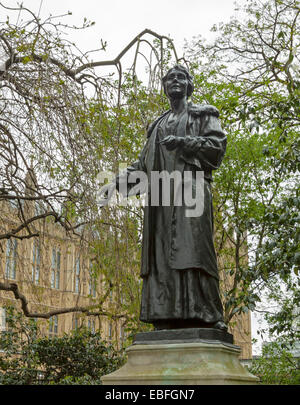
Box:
<box><xmin>162</xmin><ymin>65</ymin><xmax>194</xmax><ymax>99</ymax></box>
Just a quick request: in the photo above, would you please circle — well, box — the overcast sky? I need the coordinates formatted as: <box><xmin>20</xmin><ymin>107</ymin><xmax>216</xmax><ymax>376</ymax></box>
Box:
<box><xmin>5</xmin><ymin>0</ymin><xmax>247</xmax><ymax>58</ymax></box>
<box><xmin>3</xmin><ymin>0</ymin><xmax>265</xmax><ymax>355</ymax></box>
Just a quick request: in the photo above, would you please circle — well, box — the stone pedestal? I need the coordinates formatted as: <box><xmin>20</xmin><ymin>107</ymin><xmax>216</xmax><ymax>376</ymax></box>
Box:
<box><xmin>101</xmin><ymin>328</ymin><xmax>259</xmax><ymax>385</ymax></box>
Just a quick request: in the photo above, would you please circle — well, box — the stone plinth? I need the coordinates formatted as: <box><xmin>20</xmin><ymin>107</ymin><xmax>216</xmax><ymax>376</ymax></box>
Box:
<box><xmin>133</xmin><ymin>327</ymin><xmax>234</xmax><ymax>345</ymax></box>
<box><xmin>101</xmin><ymin>329</ymin><xmax>259</xmax><ymax>385</ymax></box>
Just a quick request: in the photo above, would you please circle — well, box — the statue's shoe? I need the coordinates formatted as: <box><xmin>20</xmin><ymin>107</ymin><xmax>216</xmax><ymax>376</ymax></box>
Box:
<box><xmin>212</xmin><ymin>321</ymin><xmax>228</xmax><ymax>331</ymax></box>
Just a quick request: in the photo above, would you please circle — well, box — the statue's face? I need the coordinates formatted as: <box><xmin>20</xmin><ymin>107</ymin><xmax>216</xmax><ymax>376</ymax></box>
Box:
<box><xmin>164</xmin><ymin>69</ymin><xmax>188</xmax><ymax>99</ymax></box>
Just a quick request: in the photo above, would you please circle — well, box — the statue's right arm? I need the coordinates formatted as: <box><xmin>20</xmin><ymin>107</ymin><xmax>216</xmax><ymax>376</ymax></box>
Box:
<box><xmin>98</xmin><ymin>138</ymin><xmax>149</xmax><ymax>206</ymax></box>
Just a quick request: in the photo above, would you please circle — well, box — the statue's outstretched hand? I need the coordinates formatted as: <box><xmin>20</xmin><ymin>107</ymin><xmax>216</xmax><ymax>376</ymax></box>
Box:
<box><xmin>159</xmin><ymin>135</ymin><xmax>184</xmax><ymax>151</ymax></box>
<box><xmin>98</xmin><ymin>182</ymin><xmax>116</xmax><ymax>207</ymax></box>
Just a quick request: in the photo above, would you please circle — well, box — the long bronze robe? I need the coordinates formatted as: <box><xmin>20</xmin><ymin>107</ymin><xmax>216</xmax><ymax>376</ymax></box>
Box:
<box><xmin>117</xmin><ymin>104</ymin><xmax>227</xmax><ymax>326</ymax></box>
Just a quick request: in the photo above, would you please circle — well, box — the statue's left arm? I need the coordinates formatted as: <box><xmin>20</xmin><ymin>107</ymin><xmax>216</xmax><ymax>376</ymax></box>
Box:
<box><xmin>181</xmin><ymin>113</ymin><xmax>227</xmax><ymax>170</ymax></box>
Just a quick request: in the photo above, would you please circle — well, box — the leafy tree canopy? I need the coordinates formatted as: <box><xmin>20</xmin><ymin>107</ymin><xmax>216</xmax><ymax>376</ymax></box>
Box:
<box><xmin>0</xmin><ymin>306</ymin><xmax>125</xmax><ymax>385</ymax></box>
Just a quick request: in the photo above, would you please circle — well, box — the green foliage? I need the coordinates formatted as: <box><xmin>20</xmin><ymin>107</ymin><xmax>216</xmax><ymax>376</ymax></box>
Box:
<box><xmin>0</xmin><ymin>308</ymin><xmax>40</xmax><ymax>385</ymax></box>
<box><xmin>249</xmin><ymin>342</ymin><xmax>300</xmax><ymax>385</ymax></box>
<box><xmin>260</xmin><ymin>276</ymin><xmax>300</xmax><ymax>342</ymax></box>
<box><xmin>0</xmin><ymin>307</ymin><xmax>125</xmax><ymax>385</ymax></box>
<box><xmin>0</xmin><ymin>3</ymin><xmax>108</xmax><ymax>236</ymax></box>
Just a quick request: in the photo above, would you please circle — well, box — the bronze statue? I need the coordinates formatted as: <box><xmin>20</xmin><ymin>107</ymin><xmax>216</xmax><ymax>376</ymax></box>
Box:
<box><xmin>100</xmin><ymin>65</ymin><xmax>227</xmax><ymax>331</ymax></box>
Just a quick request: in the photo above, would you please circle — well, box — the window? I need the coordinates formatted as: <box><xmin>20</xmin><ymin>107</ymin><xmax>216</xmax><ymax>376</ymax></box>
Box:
<box><xmin>88</xmin><ymin>262</ymin><xmax>96</xmax><ymax>298</ymax></box>
<box><xmin>120</xmin><ymin>326</ymin><xmax>124</xmax><ymax>342</ymax></box>
<box><xmin>34</xmin><ymin>201</ymin><xmax>44</xmax><ymax>216</ymax></box>
<box><xmin>51</xmin><ymin>248</ymin><xmax>61</xmax><ymax>289</ymax></box>
<box><xmin>30</xmin><ymin>318</ymin><xmax>38</xmax><ymax>339</ymax></box>
<box><xmin>8</xmin><ymin>191</ymin><xmax>19</xmax><ymax>209</ymax></box>
<box><xmin>72</xmin><ymin>316</ymin><xmax>79</xmax><ymax>330</ymax></box>
<box><xmin>49</xmin><ymin>315</ymin><xmax>58</xmax><ymax>337</ymax></box>
<box><xmin>5</xmin><ymin>238</ymin><xmax>17</xmax><ymax>279</ymax></box>
<box><xmin>32</xmin><ymin>239</ymin><xmax>40</xmax><ymax>284</ymax></box>
<box><xmin>74</xmin><ymin>256</ymin><xmax>80</xmax><ymax>293</ymax></box>
<box><xmin>0</xmin><ymin>308</ymin><xmax>6</xmax><ymax>332</ymax></box>
<box><xmin>88</xmin><ymin>318</ymin><xmax>95</xmax><ymax>334</ymax></box>
<box><xmin>108</xmin><ymin>323</ymin><xmax>112</xmax><ymax>341</ymax></box>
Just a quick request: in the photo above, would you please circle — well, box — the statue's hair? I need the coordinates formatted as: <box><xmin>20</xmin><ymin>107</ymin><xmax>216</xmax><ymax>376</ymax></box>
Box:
<box><xmin>162</xmin><ymin>65</ymin><xmax>194</xmax><ymax>98</ymax></box>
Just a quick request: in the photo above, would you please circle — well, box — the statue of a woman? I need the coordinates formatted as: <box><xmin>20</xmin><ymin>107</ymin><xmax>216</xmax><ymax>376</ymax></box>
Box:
<box><xmin>101</xmin><ymin>65</ymin><xmax>227</xmax><ymax>331</ymax></box>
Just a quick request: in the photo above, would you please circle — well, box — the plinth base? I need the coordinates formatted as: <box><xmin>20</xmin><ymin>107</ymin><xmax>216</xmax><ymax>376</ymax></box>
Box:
<box><xmin>101</xmin><ymin>332</ymin><xmax>259</xmax><ymax>385</ymax></box>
